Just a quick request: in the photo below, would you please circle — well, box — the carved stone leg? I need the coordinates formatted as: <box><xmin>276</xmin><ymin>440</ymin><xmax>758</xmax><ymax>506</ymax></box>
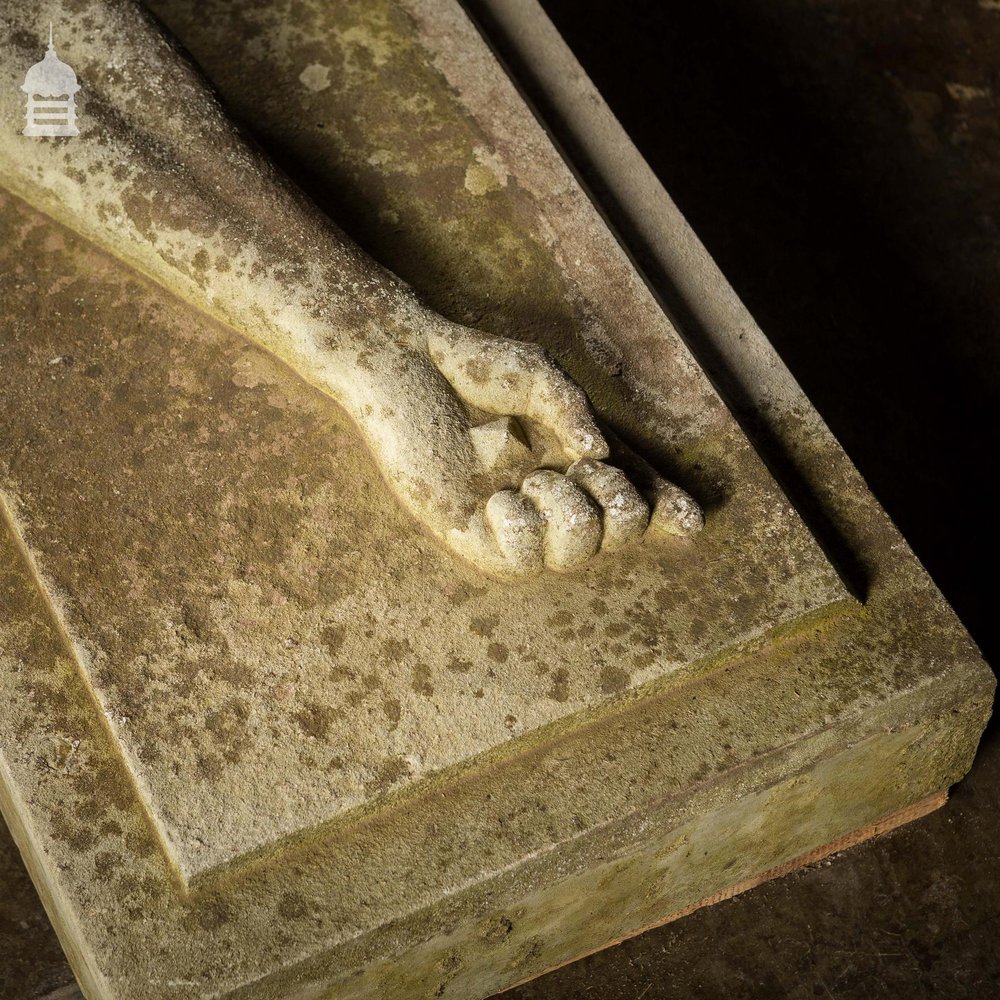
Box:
<box><xmin>0</xmin><ymin>0</ymin><xmax>698</xmax><ymax>578</ymax></box>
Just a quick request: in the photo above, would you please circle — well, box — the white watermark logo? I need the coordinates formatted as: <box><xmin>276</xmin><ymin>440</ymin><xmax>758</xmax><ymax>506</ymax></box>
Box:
<box><xmin>21</xmin><ymin>25</ymin><xmax>80</xmax><ymax>137</ymax></box>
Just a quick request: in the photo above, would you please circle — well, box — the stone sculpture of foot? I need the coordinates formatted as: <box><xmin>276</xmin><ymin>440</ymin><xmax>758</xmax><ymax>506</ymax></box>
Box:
<box><xmin>0</xmin><ymin>0</ymin><xmax>701</xmax><ymax>577</ymax></box>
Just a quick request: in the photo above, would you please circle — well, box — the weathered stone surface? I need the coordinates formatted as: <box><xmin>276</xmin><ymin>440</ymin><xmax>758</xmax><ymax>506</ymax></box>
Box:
<box><xmin>3</xmin><ymin>0</ymin><xmax>707</xmax><ymax>584</ymax></box>
<box><xmin>0</xmin><ymin>191</ymin><xmax>844</xmax><ymax>881</ymax></box>
<box><xmin>0</xmin><ymin>1</ymin><xmax>991</xmax><ymax>998</ymax></box>
<box><xmin>0</xmin><ymin>0</ymin><xmax>846</xmax><ymax>884</ymax></box>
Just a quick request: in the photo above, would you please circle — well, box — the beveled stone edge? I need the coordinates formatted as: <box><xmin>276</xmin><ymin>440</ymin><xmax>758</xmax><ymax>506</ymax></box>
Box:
<box><xmin>0</xmin><ymin>490</ymin><xmax>190</xmax><ymax>893</ymax></box>
<box><xmin>458</xmin><ymin>0</ymin><xmax>882</xmax><ymax>599</ymax></box>
<box><xmin>177</xmin><ymin>595</ymin><xmax>859</xmax><ymax>893</ymax></box>
<box><xmin>0</xmin><ymin>757</ymin><xmax>106</xmax><ymax>1000</ymax></box>
<box><xmin>498</xmin><ymin>788</ymin><xmax>949</xmax><ymax>995</ymax></box>
<box><xmin>218</xmin><ymin>678</ymin><xmax>991</xmax><ymax>1000</ymax></box>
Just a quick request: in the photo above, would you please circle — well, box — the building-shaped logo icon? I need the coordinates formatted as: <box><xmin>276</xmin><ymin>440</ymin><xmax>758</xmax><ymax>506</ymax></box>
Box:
<box><xmin>21</xmin><ymin>26</ymin><xmax>80</xmax><ymax>137</ymax></box>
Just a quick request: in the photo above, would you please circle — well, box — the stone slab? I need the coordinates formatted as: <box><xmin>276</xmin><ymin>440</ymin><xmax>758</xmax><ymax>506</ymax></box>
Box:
<box><xmin>0</xmin><ymin>188</ymin><xmax>845</xmax><ymax>882</ymax></box>
<box><xmin>0</xmin><ymin>0</ymin><xmax>846</xmax><ymax>886</ymax></box>
<box><xmin>506</xmin><ymin>788</ymin><xmax>947</xmax><ymax>992</ymax></box>
<box><xmin>0</xmin><ymin>0</ymin><xmax>992</xmax><ymax>998</ymax></box>
<box><xmin>0</xmin><ymin>786</ymin><xmax>953</xmax><ymax>1000</ymax></box>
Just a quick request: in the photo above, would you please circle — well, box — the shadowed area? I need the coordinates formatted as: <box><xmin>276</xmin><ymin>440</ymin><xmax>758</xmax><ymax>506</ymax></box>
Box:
<box><xmin>0</xmin><ymin>821</ymin><xmax>77</xmax><ymax>999</ymax></box>
<box><xmin>495</xmin><ymin>0</ymin><xmax>1000</xmax><ymax>995</ymax></box>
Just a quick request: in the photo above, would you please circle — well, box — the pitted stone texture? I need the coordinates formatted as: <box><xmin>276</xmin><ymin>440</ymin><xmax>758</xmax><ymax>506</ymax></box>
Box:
<box><xmin>0</xmin><ymin>0</ymin><xmax>850</xmax><ymax>884</ymax></box>
<box><xmin>0</xmin><ymin>186</ymin><xmax>845</xmax><ymax>881</ymax></box>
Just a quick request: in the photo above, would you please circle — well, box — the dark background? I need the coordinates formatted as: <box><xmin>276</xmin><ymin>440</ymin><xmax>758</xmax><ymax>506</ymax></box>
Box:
<box><xmin>501</xmin><ymin>0</ymin><xmax>1000</xmax><ymax>997</ymax></box>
